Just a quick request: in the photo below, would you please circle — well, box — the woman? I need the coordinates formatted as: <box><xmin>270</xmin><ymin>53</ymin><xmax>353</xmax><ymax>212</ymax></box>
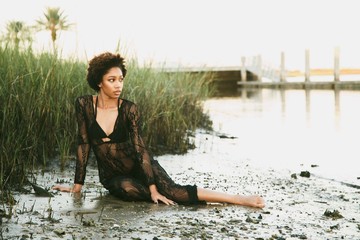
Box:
<box><xmin>53</xmin><ymin>52</ymin><xmax>265</xmax><ymax>208</ymax></box>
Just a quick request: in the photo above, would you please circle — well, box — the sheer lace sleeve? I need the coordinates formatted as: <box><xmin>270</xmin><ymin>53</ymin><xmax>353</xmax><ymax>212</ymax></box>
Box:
<box><xmin>74</xmin><ymin>97</ymin><xmax>91</xmax><ymax>185</ymax></box>
<box><xmin>128</xmin><ymin>103</ymin><xmax>155</xmax><ymax>186</ymax></box>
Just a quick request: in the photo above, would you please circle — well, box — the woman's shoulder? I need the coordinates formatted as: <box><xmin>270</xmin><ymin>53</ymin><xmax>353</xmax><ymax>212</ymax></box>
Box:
<box><xmin>76</xmin><ymin>95</ymin><xmax>93</xmax><ymax>101</ymax></box>
<box><xmin>75</xmin><ymin>95</ymin><xmax>93</xmax><ymax>107</ymax></box>
<box><xmin>120</xmin><ymin>98</ymin><xmax>139</xmax><ymax>114</ymax></box>
<box><xmin>75</xmin><ymin>95</ymin><xmax>93</xmax><ymax>104</ymax></box>
<box><xmin>121</xmin><ymin>98</ymin><xmax>136</xmax><ymax>106</ymax></box>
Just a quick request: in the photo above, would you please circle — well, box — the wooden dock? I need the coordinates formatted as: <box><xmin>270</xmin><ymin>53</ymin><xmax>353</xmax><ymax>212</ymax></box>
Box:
<box><xmin>236</xmin><ymin>80</ymin><xmax>360</xmax><ymax>90</ymax></box>
<box><xmin>164</xmin><ymin>48</ymin><xmax>360</xmax><ymax>90</ymax></box>
<box><xmin>165</xmin><ymin>66</ymin><xmax>360</xmax><ymax>90</ymax></box>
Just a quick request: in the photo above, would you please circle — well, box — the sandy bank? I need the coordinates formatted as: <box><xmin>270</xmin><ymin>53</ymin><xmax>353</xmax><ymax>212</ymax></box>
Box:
<box><xmin>1</xmin><ymin>131</ymin><xmax>359</xmax><ymax>239</ymax></box>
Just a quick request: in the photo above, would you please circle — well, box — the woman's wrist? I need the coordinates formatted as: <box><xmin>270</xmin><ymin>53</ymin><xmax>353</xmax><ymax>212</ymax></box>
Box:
<box><xmin>71</xmin><ymin>184</ymin><xmax>83</xmax><ymax>193</ymax></box>
<box><xmin>149</xmin><ymin>184</ymin><xmax>158</xmax><ymax>194</ymax></box>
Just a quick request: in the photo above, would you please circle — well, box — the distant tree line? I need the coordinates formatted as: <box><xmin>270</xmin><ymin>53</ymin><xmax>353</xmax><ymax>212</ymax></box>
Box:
<box><xmin>1</xmin><ymin>7</ymin><xmax>73</xmax><ymax>53</ymax></box>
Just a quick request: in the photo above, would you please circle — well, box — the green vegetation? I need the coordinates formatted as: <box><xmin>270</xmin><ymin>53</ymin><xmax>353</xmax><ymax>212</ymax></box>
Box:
<box><xmin>0</xmin><ymin>46</ymin><xmax>213</xmax><ymax>194</ymax></box>
<box><xmin>0</xmin><ymin>6</ymin><xmax>213</xmax><ymax>205</ymax></box>
<box><xmin>125</xmin><ymin>63</ymin><xmax>213</xmax><ymax>155</ymax></box>
<box><xmin>0</xmin><ymin>46</ymin><xmax>87</xmax><ymax>190</ymax></box>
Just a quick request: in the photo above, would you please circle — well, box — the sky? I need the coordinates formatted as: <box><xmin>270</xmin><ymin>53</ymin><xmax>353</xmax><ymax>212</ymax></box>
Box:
<box><xmin>1</xmin><ymin>0</ymin><xmax>360</xmax><ymax>70</ymax></box>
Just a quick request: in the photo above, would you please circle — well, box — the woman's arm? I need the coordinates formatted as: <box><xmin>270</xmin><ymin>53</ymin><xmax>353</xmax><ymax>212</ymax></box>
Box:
<box><xmin>128</xmin><ymin>103</ymin><xmax>155</xmax><ymax>186</ymax></box>
<box><xmin>73</xmin><ymin>97</ymin><xmax>91</xmax><ymax>186</ymax></box>
<box><xmin>128</xmin><ymin>104</ymin><xmax>175</xmax><ymax>205</ymax></box>
<box><xmin>53</xmin><ymin>97</ymin><xmax>91</xmax><ymax>193</ymax></box>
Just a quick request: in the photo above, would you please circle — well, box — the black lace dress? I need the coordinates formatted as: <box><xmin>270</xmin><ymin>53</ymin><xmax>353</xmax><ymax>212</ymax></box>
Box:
<box><xmin>74</xmin><ymin>95</ymin><xmax>200</xmax><ymax>204</ymax></box>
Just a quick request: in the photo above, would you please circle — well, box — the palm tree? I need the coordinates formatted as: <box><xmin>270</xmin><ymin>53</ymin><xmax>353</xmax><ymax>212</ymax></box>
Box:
<box><xmin>36</xmin><ymin>7</ymin><xmax>73</xmax><ymax>53</ymax></box>
<box><xmin>3</xmin><ymin>20</ymin><xmax>33</xmax><ymax>48</ymax></box>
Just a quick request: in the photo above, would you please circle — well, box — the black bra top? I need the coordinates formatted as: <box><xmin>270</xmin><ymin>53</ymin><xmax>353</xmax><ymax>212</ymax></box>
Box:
<box><xmin>89</xmin><ymin>96</ymin><xmax>122</xmax><ymax>143</ymax></box>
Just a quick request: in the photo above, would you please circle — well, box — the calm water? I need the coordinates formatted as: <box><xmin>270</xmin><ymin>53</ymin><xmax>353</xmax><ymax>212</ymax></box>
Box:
<box><xmin>204</xmin><ymin>88</ymin><xmax>360</xmax><ymax>185</ymax></box>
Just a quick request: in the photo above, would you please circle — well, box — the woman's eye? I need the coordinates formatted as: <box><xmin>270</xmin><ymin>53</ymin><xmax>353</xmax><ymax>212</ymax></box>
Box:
<box><xmin>108</xmin><ymin>77</ymin><xmax>123</xmax><ymax>83</ymax></box>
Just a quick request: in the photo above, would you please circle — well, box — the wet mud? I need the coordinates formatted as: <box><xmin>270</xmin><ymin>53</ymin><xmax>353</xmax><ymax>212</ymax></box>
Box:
<box><xmin>1</xmin><ymin>131</ymin><xmax>359</xmax><ymax>239</ymax></box>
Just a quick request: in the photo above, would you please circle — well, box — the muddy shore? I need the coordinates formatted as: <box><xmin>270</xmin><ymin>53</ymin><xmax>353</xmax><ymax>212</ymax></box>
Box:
<box><xmin>1</xmin><ymin>131</ymin><xmax>359</xmax><ymax>239</ymax></box>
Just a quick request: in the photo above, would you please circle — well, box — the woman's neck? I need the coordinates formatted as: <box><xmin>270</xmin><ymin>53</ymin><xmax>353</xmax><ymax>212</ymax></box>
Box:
<box><xmin>97</xmin><ymin>93</ymin><xmax>118</xmax><ymax>109</ymax></box>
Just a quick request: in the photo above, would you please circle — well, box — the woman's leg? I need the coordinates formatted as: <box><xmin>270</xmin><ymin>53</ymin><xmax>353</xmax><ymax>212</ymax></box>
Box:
<box><xmin>150</xmin><ymin>160</ymin><xmax>201</xmax><ymax>204</ymax></box>
<box><xmin>197</xmin><ymin>188</ymin><xmax>265</xmax><ymax>208</ymax></box>
<box><xmin>106</xmin><ymin>176</ymin><xmax>151</xmax><ymax>202</ymax></box>
<box><xmin>151</xmin><ymin>160</ymin><xmax>264</xmax><ymax>207</ymax></box>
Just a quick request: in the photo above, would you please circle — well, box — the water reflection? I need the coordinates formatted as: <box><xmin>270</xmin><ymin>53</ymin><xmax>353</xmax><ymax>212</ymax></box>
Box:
<box><xmin>72</xmin><ymin>192</ymin><xmax>84</xmax><ymax>208</ymax></box>
<box><xmin>206</xmin><ymin>87</ymin><xmax>360</xmax><ymax>185</ymax></box>
<box><xmin>334</xmin><ymin>89</ymin><xmax>341</xmax><ymax>129</ymax></box>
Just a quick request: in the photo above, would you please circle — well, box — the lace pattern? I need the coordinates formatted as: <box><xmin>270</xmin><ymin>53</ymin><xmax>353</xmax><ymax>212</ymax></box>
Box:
<box><xmin>73</xmin><ymin>95</ymin><xmax>200</xmax><ymax>204</ymax></box>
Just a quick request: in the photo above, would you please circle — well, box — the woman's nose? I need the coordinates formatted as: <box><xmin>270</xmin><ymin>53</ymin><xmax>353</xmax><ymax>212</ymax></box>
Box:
<box><xmin>115</xmin><ymin>80</ymin><xmax>122</xmax><ymax>87</ymax></box>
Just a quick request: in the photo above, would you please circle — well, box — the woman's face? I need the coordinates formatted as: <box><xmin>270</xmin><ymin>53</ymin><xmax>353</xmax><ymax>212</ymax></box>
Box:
<box><xmin>98</xmin><ymin>67</ymin><xmax>124</xmax><ymax>98</ymax></box>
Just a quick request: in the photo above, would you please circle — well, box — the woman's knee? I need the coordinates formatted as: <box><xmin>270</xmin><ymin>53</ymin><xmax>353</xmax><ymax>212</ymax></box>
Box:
<box><xmin>107</xmin><ymin>177</ymin><xmax>149</xmax><ymax>201</ymax></box>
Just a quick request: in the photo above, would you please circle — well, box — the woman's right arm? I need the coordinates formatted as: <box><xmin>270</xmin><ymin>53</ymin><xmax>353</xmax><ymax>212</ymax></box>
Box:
<box><xmin>73</xmin><ymin>97</ymin><xmax>91</xmax><ymax>187</ymax></box>
<box><xmin>53</xmin><ymin>97</ymin><xmax>91</xmax><ymax>193</ymax></box>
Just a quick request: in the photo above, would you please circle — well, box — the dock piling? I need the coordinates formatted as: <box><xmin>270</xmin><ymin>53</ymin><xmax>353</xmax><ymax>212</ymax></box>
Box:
<box><xmin>280</xmin><ymin>51</ymin><xmax>286</xmax><ymax>83</ymax></box>
<box><xmin>305</xmin><ymin>49</ymin><xmax>310</xmax><ymax>83</ymax></box>
<box><xmin>241</xmin><ymin>56</ymin><xmax>247</xmax><ymax>82</ymax></box>
<box><xmin>334</xmin><ymin>46</ymin><xmax>340</xmax><ymax>82</ymax></box>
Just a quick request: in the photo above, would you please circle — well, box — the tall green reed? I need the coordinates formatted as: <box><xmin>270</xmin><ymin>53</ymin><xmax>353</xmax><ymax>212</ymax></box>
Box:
<box><xmin>0</xmin><ymin>46</ymin><xmax>213</xmax><ymax>192</ymax></box>
<box><xmin>123</xmin><ymin>61</ymin><xmax>214</xmax><ymax>154</ymax></box>
<box><xmin>0</xmin><ymin>46</ymin><xmax>87</xmax><ymax>189</ymax></box>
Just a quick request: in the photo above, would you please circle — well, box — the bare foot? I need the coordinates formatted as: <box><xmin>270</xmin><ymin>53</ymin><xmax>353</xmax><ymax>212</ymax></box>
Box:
<box><xmin>235</xmin><ymin>195</ymin><xmax>265</xmax><ymax>208</ymax></box>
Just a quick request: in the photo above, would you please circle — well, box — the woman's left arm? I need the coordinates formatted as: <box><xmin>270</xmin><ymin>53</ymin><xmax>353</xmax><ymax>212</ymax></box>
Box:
<box><xmin>128</xmin><ymin>104</ymin><xmax>174</xmax><ymax>205</ymax></box>
<box><xmin>128</xmin><ymin>104</ymin><xmax>155</xmax><ymax>185</ymax></box>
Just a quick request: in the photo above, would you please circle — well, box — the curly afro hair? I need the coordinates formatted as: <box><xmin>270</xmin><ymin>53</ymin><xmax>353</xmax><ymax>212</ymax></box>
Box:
<box><xmin>86</xmin><ymin>52</ymin><xmax>127</xmax><ymax>92</ymax></box>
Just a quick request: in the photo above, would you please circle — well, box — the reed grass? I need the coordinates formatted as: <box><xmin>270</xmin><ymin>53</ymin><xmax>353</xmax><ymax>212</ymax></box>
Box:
<box><xmin>0</xmin><ymin>45</ymin><xmax>213</xmax><ymax>193</ymax></box>
<box><xmin>123</xmin><ymin>61</ymin><xmax>213</xmax><ymax>154</ymax></box>
<box><xmin>0</xmin><ymin>46</ymin><xmax>87</xmax><ymax>191</ymax></box>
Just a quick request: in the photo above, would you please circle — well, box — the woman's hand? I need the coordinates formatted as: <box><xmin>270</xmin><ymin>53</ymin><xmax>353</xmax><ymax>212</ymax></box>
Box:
<box><xmin>52</xmin><ymin>184</ymin><xmax>82</xmax><ymax>193</ymax></box>
<box><xmin>151</xmin><ymin>191</ymin><xmax>176</xmax><ymax>205</ymax></box>
<box><xmin>149</xmin><ymin>184</ymin><xmax>175</xmax><ymax>205</ymax></box>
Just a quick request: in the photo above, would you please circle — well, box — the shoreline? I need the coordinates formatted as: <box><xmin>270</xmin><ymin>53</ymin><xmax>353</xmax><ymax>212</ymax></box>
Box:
<box><xmin>1</xmin><ymin>131</ymin><xmax>359</xmax><ymax>239</ymax></box>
